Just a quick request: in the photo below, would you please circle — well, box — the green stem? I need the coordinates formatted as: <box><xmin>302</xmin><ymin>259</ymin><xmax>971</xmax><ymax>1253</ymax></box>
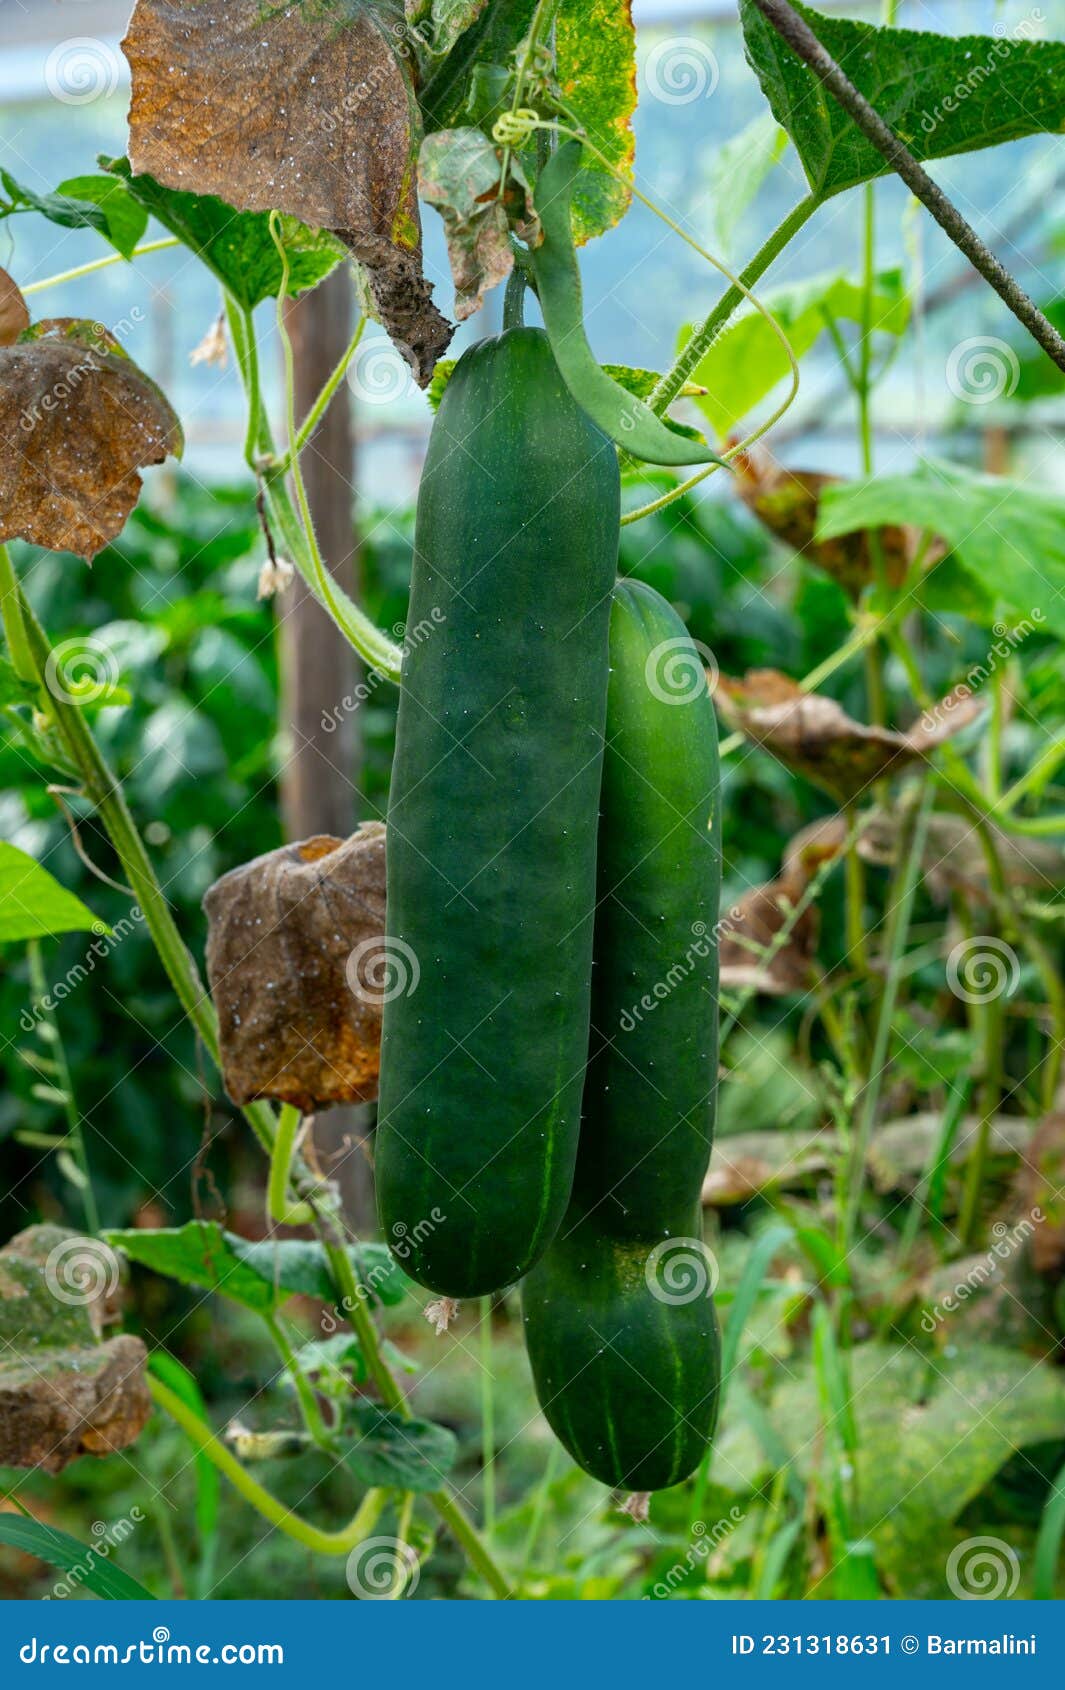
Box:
<box><xmin>16</xmin><ymin>590</ymin><xmax>280</xmax><ymax>1161</ymax></box>
<box><xmin>284</xmin><ymin>313</ymin><xmax>366</xmax><ymax>468</ymax></box>
<box><xmin>21</xmin><ymin>238</ymin><xmax>179</xmax><ymax>296</ymax></box>
<box><xmin>480</xmin><ymin>1296</ymin><xmax>496</xmax><ymax>1541</ymax></box>
<box><xmin>518</xmin><ymin>1442</ymin><xmax>560</xmax><ymax>1589</ymax></box>
<box><xmin>997</xmin><ymin>735</ymin><xmax>1065</xmax><ymax>815</ymax></box>
<box><xmin>149</xmin><ymin>1376</ymin><xmax>384</xmax><ymax>1555</ymax></box>
<box><xmin>263</xmin><ymin>1313</ymin><xmax>334</xmax><ymax>1451</ymax></box>
<box><xmin>267</xmin><ymin>1105</ymin><xmax>314</xmax><ymax>1226</ymax></box>
<box><xmin>26</xmin><ymin>941</ymin><xmax>99</xmax><ymax>1234</ymax></box>
<box><xmin>0</xmin><ymin>544</ymin><xmax>36</xmax><ymax>682</ymax></box>
<box><xmin>842</xmin><ymin>784</ymin><xmax>933</xmax><ymax>1249</ymax></box>
<box><xmin>227</xmin><ymin>295</ymin><xmax>402</xmax><ymax>681</ymax></box>
<box><xmin>651</xmin><ymin>194</ymin><xmax>819</xmax><ymax>413</ymax></box>
<box><xmin>843</xmin><ymin>811</ymin><xmax>868</xmax><ymax>975</ymax></box>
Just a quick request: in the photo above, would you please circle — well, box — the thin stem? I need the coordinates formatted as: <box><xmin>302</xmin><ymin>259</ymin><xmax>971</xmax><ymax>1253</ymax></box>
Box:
<box><xmin>21</xmin><ymin>238</ymin><xmax>179</xmax><ymax>296</ymax></box>
<box><xmin>518</xmin><ymin>1443</ymin><xmax>560</xmax><ymax>1589</ymax></box>
<box><xmin>267</xmin><ymin>1104</ymin><xmax>314</xmax><ymax>1227</ymax></box>
<box><xmin>842</xmin><ymin>783</ymin><xmax>933</xmax><ymax>1249</ymax></box>
<box><xmin>149</xmin><ymin>1376</ymin><xmax>384</xmax><ymax>1556</ymax></box>
<box><xmin>748</xmin><ymin>0</ymin><xmax>1065</xmax><ymax>372</ymax></box>
<box><xmin>651</xmin><ymin>195</ymin><xmax>819</xmax><ymax>413</ymax></box>
<box><xmin>843</xmin><ymin>811</ymin><xmax>868</xmax><ymax>975</ymax></box>
<box><xmin>263</xmin><ymin>1313</ymin><xmax>333</xmax><ymax>1451</ymax></box>
<box><xmin>998</xmin><ymin>735</ymin><xmax>1065</xmax><ymax>815</ymax></box>
<box><xmin>285</xmin><ymin>313</ymin><xmax>366</xmax><ymax>467</ymax></box>
<box><xmin>241</xmin><ymin>308</ymin><xmax>264</xmax><ymax>472</ymax></box>
<box><xmin>228</xmin><ymin>290</ymin><xmax>402</xmax><ymax>681</ymax></box>
<box><xmin>26</xmin><ymin>941</ymin><xmax>99</xmax><ymax>1233</ymax></box>
<box><xmin>480</xmin><ymin>1296</ymin><xmax>496</xmax><ymax>1541</ymax></box>
<box><xmin>16</xmin><ymin>589</ymin><xmax>281</xmax><ymax>1163</ymax></box>
<box><xmin>0</xmin><ymin>544</ymin><xmax>36</xmax><ymax>682</ymax></box>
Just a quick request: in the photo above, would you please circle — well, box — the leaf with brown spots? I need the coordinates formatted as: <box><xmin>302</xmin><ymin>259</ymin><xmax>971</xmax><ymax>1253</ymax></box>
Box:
<box><xmin>555</xmin><ymin>0</ymin><xmax>636</xmax><ymax>242</ymax></box>
<box><xmin>0</xmin><ymin>319</ymin><xmax>182</xmax><ymax>560</ymax></box>
<box><xmin>0</xmin><ymin>1225</ymin><xmax>149</xmax><ymax>1473</ymax></box>
<box><xmin>204</xmin><ymin>823</ymin><xmax>387</xmax><ymax>1112</ymax></box>
<box><xmin>122</xmin><ymin>0</ymin><xmax>452</xmax><ymax>383</ymax></box>
<box><xmin>0</xmin><ymin>268</ymin><xmax>29</xmax><ymax>347</ymax></box>
<box><xmin>734</xmin><ymin>450</ymin><xmax>944</xmax><ymax>597</ymax></box>
<box><xmin>718</xmin><ymin>817</ymin><xmax>845</xmax><ymax>996</ymax></box>
<box><xmin>716</xmin><ymin>671</ymin><xmax>983</xmax><ymax>804</ymax></box>
<box><xmin>419</xmin><ymin>127</ymin><xmax>538</xmax><ymax>319</ymax></box>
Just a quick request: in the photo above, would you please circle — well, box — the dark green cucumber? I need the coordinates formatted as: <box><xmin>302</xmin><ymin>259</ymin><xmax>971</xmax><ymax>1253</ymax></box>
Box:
<box><xmin>375</xmin><ymin>327</ymin><xmax>620</xmax><ymax>1298</ymax></box>
<box><xmin>523</xmin><ymin>578</ymin><xmax>721</xmax><ymax>1492</ymax></box>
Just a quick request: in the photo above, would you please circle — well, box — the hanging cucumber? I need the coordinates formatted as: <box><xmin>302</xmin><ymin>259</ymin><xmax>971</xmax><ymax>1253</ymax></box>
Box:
<box><xmin>527</xmin><ymin>141</ymin><xmax>725</xmax><ymax>470</ymax></box>
<box><xmin>523</xmin><ymin>578</ymin><xmax>721</xmax><ymax>1492</ymax></box>
<box><xmin>375</xmin><ymin>326</ymin><xmax>620</xmax><ymax>1298</ymax></box>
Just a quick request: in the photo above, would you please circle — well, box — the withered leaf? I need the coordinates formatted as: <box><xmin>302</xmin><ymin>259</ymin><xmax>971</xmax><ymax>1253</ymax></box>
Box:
<box><xmin>0</xmin><ymin>1226</ymin><xmax>149</xmax><ymax>1474</ymax></box>
<box><xmin>0</xmin><ymin>319</ymin><xmax>182</xmax><ymax>559</ymax></box>
<box><xmin>716</xmin><ymin>670</ymin><xmax>983</xmax><ymax>804</ymax></box>
<box><xmin>718</xmin><ymin>820</ymin><xmax>843</xmax><ymax>997</ymax></box>
<box><xmin>1015</xmin><ymin>1114</ymin><xmax>1065</xmax><ymax>1276</ymax></box>
<box><xmin>123</xmin><ymin>0</ymin><xmax>452</xmax><ymax>383</ymax></box>
<box><xmin>734</xmin><ymin>450</ymin><xmax>943</xmax><ymax>597</ymax></box>
<box><xmin>858</xmin><ymin>804</ymin><xmax>1064</xmax><ymax>901</ymax></box>
<box><xmin>703</xmin><ymin>1129</ymin><xmax>835</xmax><ymax>1206</ymax></box>
<box><xmin>419</xmin><ymin>128</ymin><xmax>539</xmax><ymax>320</ymax></box>
<box><xmin>0</xmin><ymin>268</ymin><xmax>29</xmax><ymax>347</ymax></box>
<box><xmin>204</xmin><ymin>823</ymin><xmax>387</xmax><ymax>1113</ymax></box>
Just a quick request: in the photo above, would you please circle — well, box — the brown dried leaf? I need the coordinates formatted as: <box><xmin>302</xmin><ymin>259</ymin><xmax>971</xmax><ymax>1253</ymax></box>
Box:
<box><xmin>734</xmin><ymin>450</ymin><xmax>943</xmax><ymax>596</ymax></box>
<box><xmin>719</xmin><ymin>816</ymin><xmax>849</xmax><ymax>997</ymax></box>
<box><xmin>1014</xmin><ymin>1114</ymin><xmax>1065</xmax><ymax>1275</ymax></box>
<box><xmin>858</xmin><ymin>805</ymin><xmax>1064</xmax><ymax>901</ymax></box>
<box><xmin>703</xmin><ymin>1129</ymin><xmax>835</xmax><ymax>1206</ymax></box>
<box><xmin>419</xmin><ymin>128</ymin><xmax>539</xmax><ymax>321</ymax></box>
<box><xmin>204</xmin><ymin>823</ymin><xmax>387</xmax><ymax>1112</ymax></box>
<box><xmin>716</xmin><ymin>670</ymin><xmax>983</xmax><ymax>804</ymax></box>
<box><xmin>0</xmin><ymin>1226</ymin><xmax>149</xmax><ymax>1473</ymax></box>
<box><xmin>0</xmin><ymin>267</ymin><xmax>29</xmax><ymax>347</ymax></box>
<box><xmin>0</xmin><ymin>320</ymin><xmax>182</xmax><ymax>559</ymax></box>
<box><xmin>123</xmin><ymin>0</ymin><xmax>453</xmax><ymax>383</ymax></box>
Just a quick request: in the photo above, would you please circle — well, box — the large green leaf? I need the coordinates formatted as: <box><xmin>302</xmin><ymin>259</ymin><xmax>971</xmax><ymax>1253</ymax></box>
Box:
<box><xmin>682</xmin><ymin>269</ymin><xmax>909</xmax><ymax>437</ymax></box>
<box><xmin>419</xmin><ymin>0</ymin><xmax>537</xmax><ymax>130</ymax></box>
<box><xmin>0</xmin><ymin>842</ymin><xmax>107</xmax><ymax>944</ymax></box>
<box><xmin>555</xmin><ymin>0</ymin><xmax>637</xmax><ymax>241</ymax></box>
<box><xmin>817</xmin><ymin>459</ymin><xmax>1065</xmax><ymax>638</ymax></box>
<box><xmin>344</xmin><ymin>1403</ymin><xmax>457</xmax><ymax>1491</ymax></box>
<box><xmin>102</xmin><ymin>158</ymin><xmax>345</xmax><ymax>310</ymax></box>
<box><xmin>2</xmin><ymin>172</ymin><xmax>148</xmax><ymax>260</ymax></box>
<box><xmin>740</xmin><ymin>1</ymin><xmax>1065</xmax><ymax>200</ymax></box>
<box><xmin>106</xmin><ymin>1222</ymin><xmax>407</xmax><ymax>1312</ymax></box>
<box><xmin>0</xmin><ymin>1516</ymin><xmax>154</xmax><ymax>1599</ymax></box>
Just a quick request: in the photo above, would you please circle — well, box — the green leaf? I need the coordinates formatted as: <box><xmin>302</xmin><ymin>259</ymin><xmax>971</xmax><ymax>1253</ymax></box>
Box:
<box><xmin>0</xmin><ymin>1515</ymin><xmax>154</xmax><ymax>1600</ymax></box>
<box><xmin>0</xmin><ymin>842</ymin><xmax>108</xmax><ymax>943</ymax></box>
<box><xmin>344</xmin><ymin>1403</ymin><xmax>457</xmax><ymax>1491</ymax></box>
<box><xmin>289</xmin><ymin>1332</ymin><xmax>367</xmax><ymax>1393</ymax></box>
<box><xmin>101</xmin><ymin>158</ymin><xmax>345</xmax><ymax>310</ymax></box>
<box><xmin>106</xmin><ymin>1222</ymin><xmax>406</xmax><ymax>1312</ymax></box>
<box><xmin>413</xmin><ymin>0</ymin><xmax>490</xmax><ymax>58</ymax></box>
<box><xmin>555</xmin><ymin>0</ymin><xmax>637</xmax><ymax>242</ymax></box>
<box><xmin>682</xmin><ymin>269</ymin><xmax>909</xmax><ymax>436</ymax></box>
<box><xmin>1</xmin><ymin>172</ymin><xmax>114</xmax><ymax>243</ymax></box>
<box><xmin>708</xmin><ymin>111</ymin><xmax>789</xmax><ymax>253</ymax></box>
<box><xmin>817</xmin><ymin>459</ymin><xmax>1065</xmax><ymax>638</ymax></box>
<box><xmin>420</xmin><ymin>0</ymin><xmax>537</xmax><ymax>130</ymax></box>
<box><xmin>55</xmin><ymin>176</ymin><xmax>149</xmax><ymax>260</ymax></box>
<box><xmin>740</xmin><ymin>1</ymin><xmax>1065</xmax><ymax>200</ymax></box>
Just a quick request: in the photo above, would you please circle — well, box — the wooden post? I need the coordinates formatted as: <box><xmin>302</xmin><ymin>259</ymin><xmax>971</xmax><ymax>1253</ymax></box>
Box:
<box><xmin>279</xmin><ymin>265</ymin><xmax>375</xmax><ymax>1230</ymax></box>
